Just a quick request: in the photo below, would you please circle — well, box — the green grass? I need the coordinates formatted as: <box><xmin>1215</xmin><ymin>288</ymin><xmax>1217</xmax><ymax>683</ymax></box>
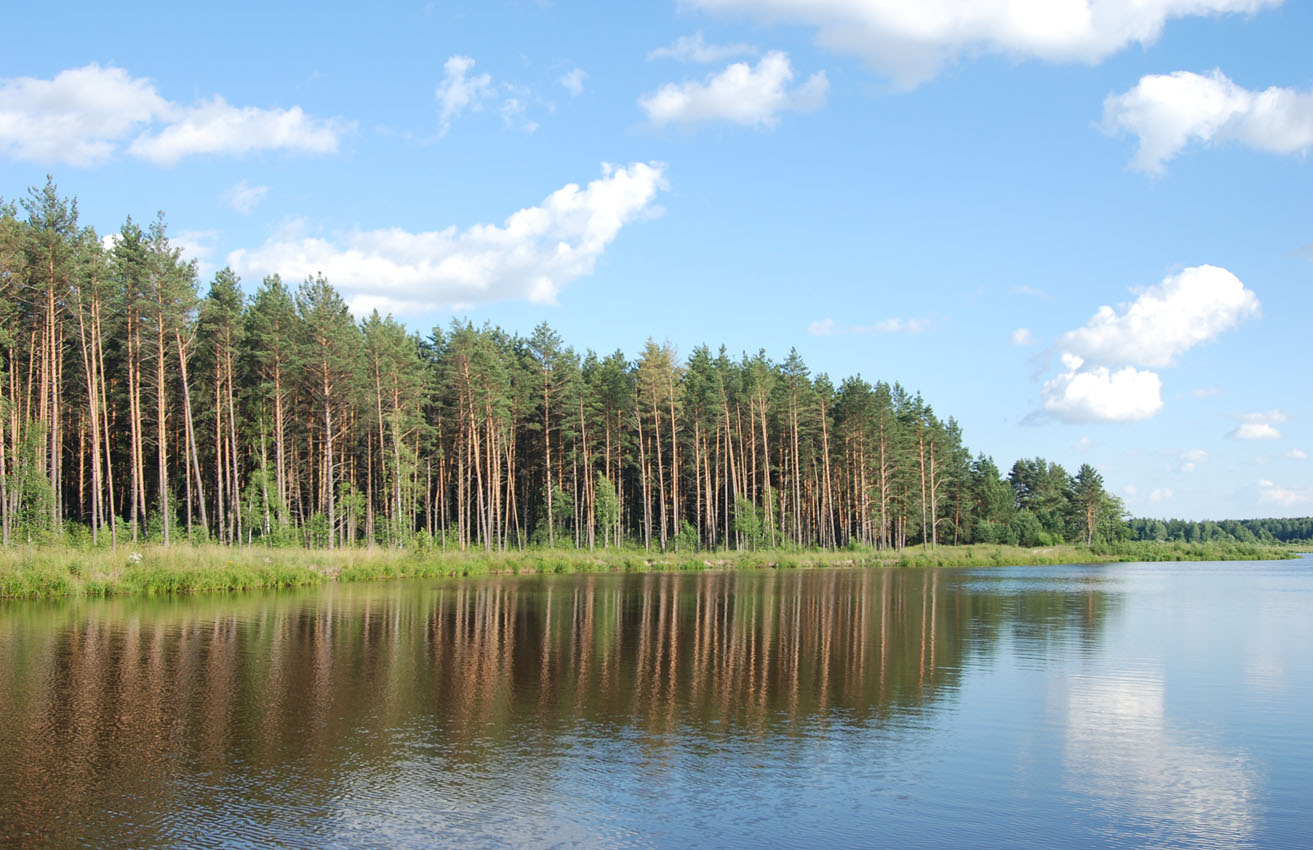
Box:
<box><xmin>0</xmin><ymin>539</ymin><xmax>1294</xmax><ymax>601</ymax></box>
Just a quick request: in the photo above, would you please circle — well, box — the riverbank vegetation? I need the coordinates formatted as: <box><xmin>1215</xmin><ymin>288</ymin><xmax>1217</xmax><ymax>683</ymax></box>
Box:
<box><xmin>0</xmin><ymin>539</ymin><xmax>1293</xmax><ymax>600</ymax></box>
<box><xmin>4</xmin><ymin>179</ymin><xmax>1302</xmax><ymax>581</ymax></box>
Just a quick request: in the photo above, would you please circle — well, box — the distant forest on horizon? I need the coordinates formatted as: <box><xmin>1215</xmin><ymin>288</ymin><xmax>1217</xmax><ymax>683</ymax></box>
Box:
<box><xmin>1124</xmin><ymin>516</ymin><xmax>1313</xmax><ymax>546</ymax></box>
<box><xmin>1</xmin><ymin>179</ymin><xmax>1295</xmax><ymax>553</ymax></box>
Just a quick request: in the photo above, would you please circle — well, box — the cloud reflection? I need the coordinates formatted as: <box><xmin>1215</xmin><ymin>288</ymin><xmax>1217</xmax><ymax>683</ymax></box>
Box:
<box><xmin>1064</xmin><ymin>675</ymin><xmax>1256</xmax><ymax>847</ymax></box>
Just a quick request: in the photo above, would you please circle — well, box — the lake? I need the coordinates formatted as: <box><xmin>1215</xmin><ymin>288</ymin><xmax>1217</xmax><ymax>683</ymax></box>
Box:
<box><xmin>2</xmin><ymin>558</ymin><xmax>1311</xmax><ymax>848</ymax></box>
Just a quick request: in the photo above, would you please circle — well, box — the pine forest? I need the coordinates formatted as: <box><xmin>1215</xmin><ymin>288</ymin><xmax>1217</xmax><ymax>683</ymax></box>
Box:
<box><xmin>0</xmin><ymin>180</ymin><xmax>1127</xmax><ymax>554</ymax></box>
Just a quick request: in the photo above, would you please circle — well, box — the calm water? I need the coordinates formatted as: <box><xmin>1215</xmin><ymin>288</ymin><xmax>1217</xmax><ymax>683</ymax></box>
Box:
<box><xmin>2</xmin><ymin>558</ymin><xmax>1311</xmax><ymax>848</ymax></box>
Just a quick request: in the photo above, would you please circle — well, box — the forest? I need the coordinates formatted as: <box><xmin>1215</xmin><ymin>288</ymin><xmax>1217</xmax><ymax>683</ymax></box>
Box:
<box><xmin>0</xmin><ymin>180</ymin><xmax>1128</xmax><ymax>554</ymax></box>
<box><xmin>1126</xmin><ymin>516</ymin><xmax>1313</xmax><ymax>546</ymax></box>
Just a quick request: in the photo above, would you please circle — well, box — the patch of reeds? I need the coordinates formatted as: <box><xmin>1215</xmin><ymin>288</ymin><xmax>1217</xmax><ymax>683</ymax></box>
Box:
<box><xmin>0</xmin><ymin>539</ymin><xmax>1292</xmax><ymax>601</ymax></box>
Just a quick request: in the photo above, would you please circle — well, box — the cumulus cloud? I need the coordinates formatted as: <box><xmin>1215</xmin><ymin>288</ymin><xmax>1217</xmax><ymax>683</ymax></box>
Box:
<box><xmin>129</xmin><ymin>98</ymin><xmax>348</xmax><ymax>166</ymax></box>
<box><xmin>1150</xmin><ymin>487</ymin><xmax>1174</xmax><ymax>503</ymax></box>
<box><xmin>0</xmin><ymin>64</ymin><xmax>168</xmax><ymax>165</ymax></box>
<box><xmin>808</xmin><ymin>318</ymin><xmax>839</xmax><ymax>336</ymax></box>
<box><xmin>688</xmin><ymin>0</ymin><xmax>1278</xmax><ymax>86</ymax></box>
<box><xmin>1258</xmin><ymin>479</ymin><xmax>1311</xmax><ymax>507</ymax></box>
<box><xmin>1229</xmin><ymin>410</ymin><xmax>1287</xmax><ymax>440</ymax></box>
<box><xmin>436</xmin><ymin>55</ymin><xmax>494</xmax><ymax>135</ymax></box>
<box><xmin>1288</xmin><ymin>449</ymin><xmax>1309</xmax><ymax>461</ymax></box>
<box><xmin>1010</xmin><ymin>327</ymin><xmax>1034</xmax><ymax>346</ymax></box>
<box><xmin>648</xmin><ymin>31</ymin><xmax>760</xmax><ymax>64</ymax></box>
<box><xmin>222</xmin><ymin>179</ymin><xmax>270</xmax><ymax>215</ymax></box>
<box><xmin>0</xmin><ymin>64</ymin><xmax>348</xmax><ymax>167</ymax></box>
<box><xmin>228</xmin><ymin>162</ymin><xmax>667</xmax><ymax>314</ymax></box>
<box><xmin>640</xmin><ymin>51</ymin><xmax>828</xmax><ymax>128</ymax></box>
<box><xmin>1104</xmin><ymin>69</ymin><xmax>1313</xmax><ymax>173</ymax></box>
<box><xmin>1193</xmin><ymin>386</ymin><xmax>1221</xmax><ymax>398</ymax></box>
<box><xmin>1041</xmin><ymin>353</ymin><xmax>1163</xmax><ymax>423</ymax></box>
<box><xmin>1231</xmin><ymin>423</ymin><xmax>1281</xmax><ymax>440</ymax></box>
<box><xmin>1040</xmin><ymin>265</ymin><xmax>1258</xmax><ymax>424</ymax></box>
<box><xmin>558</xmin><ymin>68</ymin><xmax>588</xmax><ymax>97</ymax></box>
<box><xmin>1058</xmin><ymin>265</ymin><xmax>1260</xmax><ymax>368</ymax></box>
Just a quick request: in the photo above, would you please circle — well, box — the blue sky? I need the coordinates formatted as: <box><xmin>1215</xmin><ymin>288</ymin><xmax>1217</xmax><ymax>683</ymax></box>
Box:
<box><xmin>1</xmin><ymin>0</ymin><xmax>1309</xmax><ymax>520</ymax></box>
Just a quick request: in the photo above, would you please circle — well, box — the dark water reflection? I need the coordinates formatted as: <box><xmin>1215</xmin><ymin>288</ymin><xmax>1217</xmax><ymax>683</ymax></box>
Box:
<box><xmin>1</xmin><ymin>562</ymin><xmax>1310</xmax><ymax>848</ymax></box>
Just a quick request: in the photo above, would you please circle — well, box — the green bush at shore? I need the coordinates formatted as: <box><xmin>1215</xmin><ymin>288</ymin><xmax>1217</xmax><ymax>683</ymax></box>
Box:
<box><xmin>0</xmin><ymin>540</ymin><xmax>1295</xmax><ymax>601</ymax></box>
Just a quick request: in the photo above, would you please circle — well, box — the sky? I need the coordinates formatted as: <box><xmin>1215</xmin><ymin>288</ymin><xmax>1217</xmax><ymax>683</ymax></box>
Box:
<box><xmin>0</xmin><ymin>0</ymin><xmax>1309</xmax><ymax>521</ymax></box>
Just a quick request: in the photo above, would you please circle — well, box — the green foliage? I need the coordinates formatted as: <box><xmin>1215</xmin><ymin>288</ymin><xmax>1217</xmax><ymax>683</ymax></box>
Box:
<box><xmin>733</xmin><ymin>497</ymin><xmax>762</xmax><ymax>550</ymax></box>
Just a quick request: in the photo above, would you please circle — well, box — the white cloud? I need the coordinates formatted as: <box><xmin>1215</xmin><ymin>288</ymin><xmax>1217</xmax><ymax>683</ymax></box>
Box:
<box><xmin>129</xmin><ymin>98</ymin><xmax>348</xmax><ymax>166</ymax></box>
<box><xmin>1058</xmin><ymin>265</ymin><xmax>1260</xmax><ymax>369</ymax></box>
<box><xmin>1288</xmin><ymin>449</ymin><xmax>1309</xmax><ymax>461</ymax></box>
<box><xmin>856</xmin><ymin>317</ymin><xmax>928</xmax><ymax>334</ymax></box>
<box><xmin>1041</xmin><ymin>353</ymin><xmax>1163</xmax><ymax>423</ymax></box>
<box><xmin>648</xmin><ymin>31</ymin><xmax>760</xmax><ymax>64</ymax></box>
<box><xmin>0</xmin><ymin>64</ymin><xmax>350</xmax><ymax>167</ymax></box>
<box><xmin>689</xmin><ymin>0</ymin><xmax>1278</xmax><ymax>86</ymax></box>
<box><xmin>1123</xmin><ymin>484</ymin><xmax>1139</xmax><ymax>497</ymax></box>
<box><xmin>1258</xmin><ymin>479</ymin><xmax>1311</xmax><ymax>507</ymax></box>
<box><xmin>0</xmin><ymin>64</ymin><xmax>168</xmax><ymax>165</ymax></box>
<box><xmin>1179</xmin><ymin>449</ymin><xmax>1207</xmax><ymax>473</ymax></box>
<box><xmin>1039</xmin><ymin>265</ymin><xmax>1257</xmax><ymax>424</ymax></box>
<box><xmin>1241</xmin><ymin>409</ymin><xmax>1287</xmax><ymax>424</ymax></box>
<box><xmin>1230</xmin><ymin>423</ymin><xmax>1282</xmax><ymax>440</ymax></box>
<box><xmin>1150</xmin><ymin>487</ymin><xmax>1174</xmax><ymax>503</ymax></box>
<box><xmin>558</xmin><ymin>68</ymin><xmax>588</xmax><ymax>97</ymax></box>
<box><xmin>1010</xmin><ymin>327</ymin><xmax>1034</xmax><ymax>346</ymax></box>
<box><xmin>221</xmin><ymin>179</ymin><xmax>270</xmax><ymax>215</ymax></box>
<box><xmin>1104</xmin><ymin>69</ymin><xmax>1313</xmax><ymax>173</ymax></box>
<box><xmin>1193</xmin><ymin>386</ymin><xmax>1221</xmax><ymax>398</ymax></box>
<box><xmin>173</xmin><ymin>229</ymin><xmax>220</xmax><ymax>280</ymax></box>
<box><xmin>1073</xmin><ymin>436</ymin><xmax>1094</xmax><ymax>452</ymax></box>
<box><xmin>436</xmin><ymin>55</ymin><xmax>494</xmax><ymax>136</ymax></box>
<box><xmin>640</xmin><ymin>51</ymin><xmax>828</xmax><ymax>128</ymax></box>
<box><xmin>1230</xmin><ymin>410</ymin><xmax>1288</xmax><ymax>440</ymax></box>
<box><xmin>812</xmin><ymin>316</ymin><xmax>930</xmax><ymax>335</ymax></box>
<box><xmin>228</xmin><ymin>162</ymin><xmax>667</xmax><ymax>314</ymax></box>
<box><xmin>499</xmin><ymin>97</ymin><xmax>538</xmax><ymax>133</ymax></box>
<box><xmin>1012</xmin><ymin>285</ymin><xmax>1051</xmax><ymax>299</ymax></box>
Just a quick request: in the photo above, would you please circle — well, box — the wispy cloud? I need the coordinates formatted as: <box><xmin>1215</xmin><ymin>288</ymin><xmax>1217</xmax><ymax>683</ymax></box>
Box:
<box><xmin>808</xmin><ymin>316</ymin><xmax>930</xmax><ymax>336</ymax></box>
<box><xmin>436</xmin><ymin>55</ymin><xmax>494</xmax><ymax>136</ymax></box>
<box><xmin>558</xmin><ymin>67</ymin><xmax>587</xmax><ymax>97</ymax></box>
<box><xmin>221</xmin><ymin>179</ymin><xmax>270</xmax><ymax>215</ymax></box>
<box><xmin>648</xmin><ymin>31</ymin><xmax>759</xmax><ymax>64</ymax></box>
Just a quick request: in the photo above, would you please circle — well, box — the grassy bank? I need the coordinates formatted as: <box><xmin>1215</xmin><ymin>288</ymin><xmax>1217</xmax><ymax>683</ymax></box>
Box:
<box><xmin>0</xmin><ymin>540</ymin><xmax>1295</xmax><ymax>601</ymax></box>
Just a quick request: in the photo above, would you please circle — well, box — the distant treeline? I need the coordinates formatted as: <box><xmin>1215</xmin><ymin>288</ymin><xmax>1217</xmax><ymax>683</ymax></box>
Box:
<box><xmin>1</xmin><ymin>180</ymin><xmax>1130</xmax><ymax>552</ymax></box>
<box><xmin>1127</xmin><ymin>517</ymin><xmax>1313</xmax><ymax>546</ymax></box>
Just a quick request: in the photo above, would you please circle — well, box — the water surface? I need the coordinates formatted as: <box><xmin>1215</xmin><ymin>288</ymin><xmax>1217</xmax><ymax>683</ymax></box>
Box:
<box><xmin>1</xmin><ymin>559</ymin><xmax>1310</xmax><ymax>848</ymax></box>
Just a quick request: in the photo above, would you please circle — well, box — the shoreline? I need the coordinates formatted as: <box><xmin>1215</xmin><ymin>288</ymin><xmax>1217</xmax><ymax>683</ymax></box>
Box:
<box><xmin>0</xmin><ymin>540</ymin><xmax>1295</xmax><ymax>602</ymax></box>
